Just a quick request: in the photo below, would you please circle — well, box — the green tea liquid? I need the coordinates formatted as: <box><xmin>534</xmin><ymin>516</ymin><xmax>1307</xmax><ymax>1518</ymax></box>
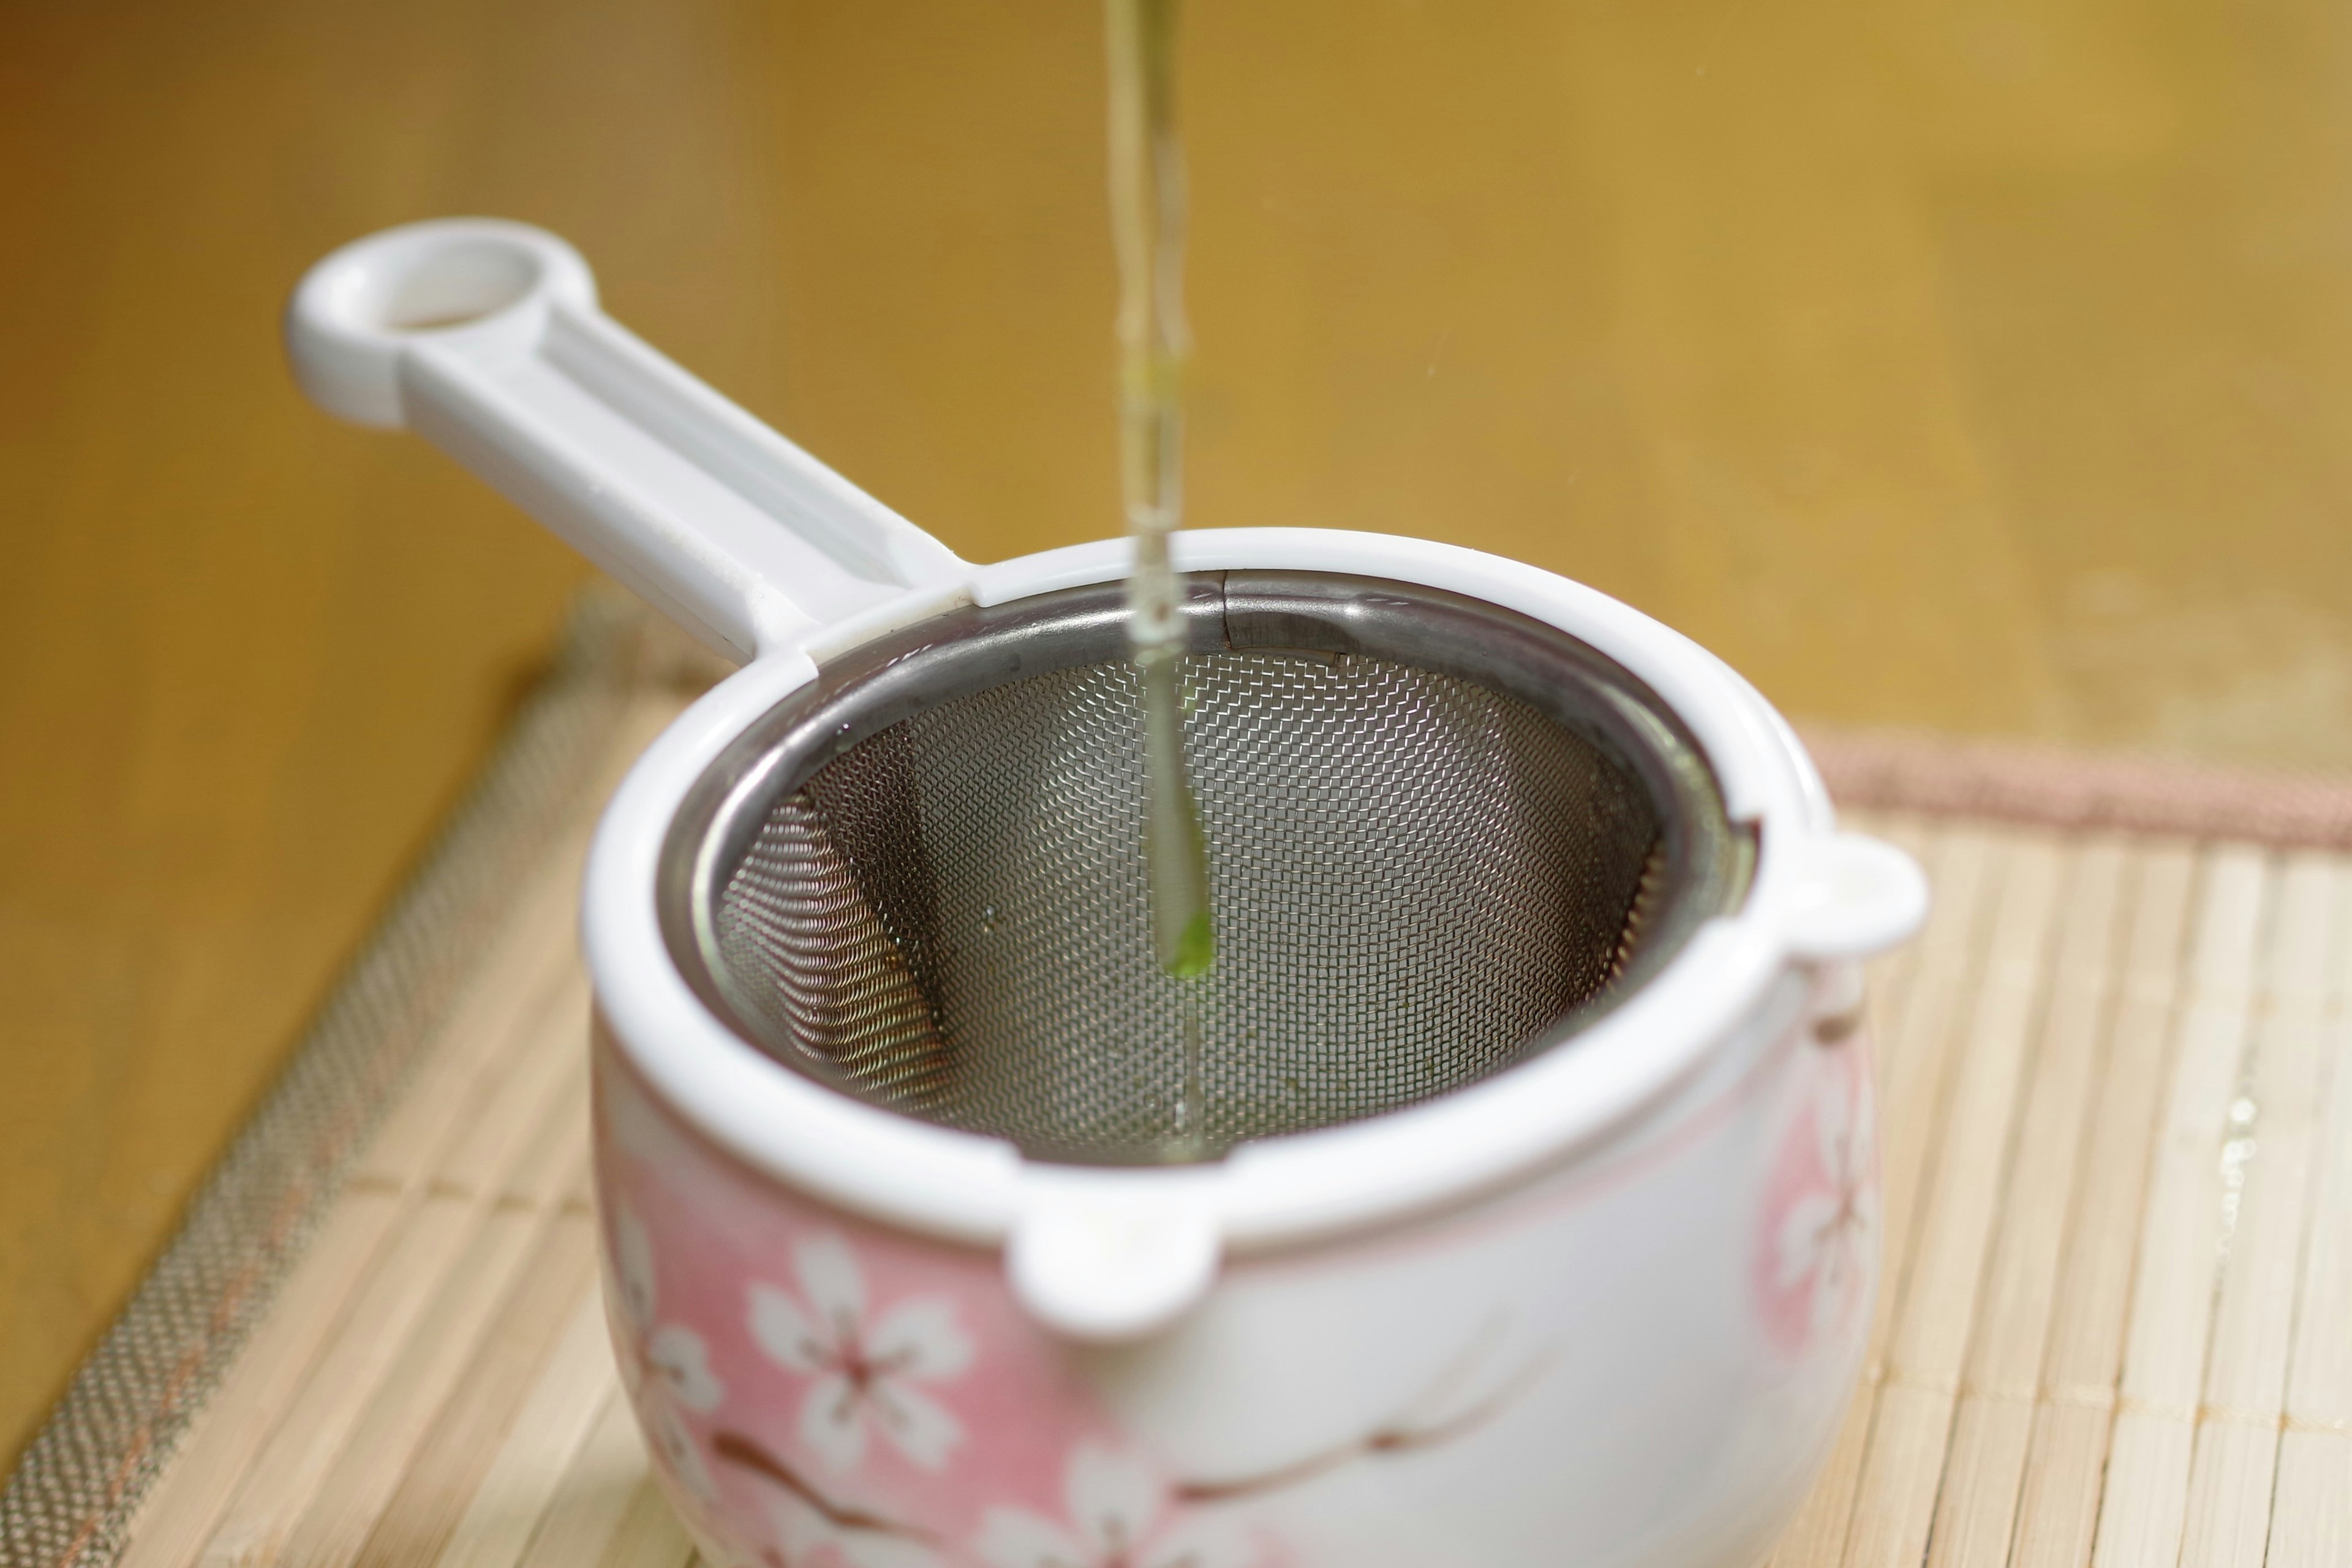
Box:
<box><xmin>1104</xmin><ymin>0</ymin><xmax>1214</xmax><ymax>983</ymax></box>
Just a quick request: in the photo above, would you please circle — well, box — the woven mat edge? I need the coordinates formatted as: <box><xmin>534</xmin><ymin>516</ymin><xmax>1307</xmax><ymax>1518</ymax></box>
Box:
<box><xmin>1803</xmin><ymin>723</ymin><xmax>2352</xmax><ymax>848</ymax></box>
<box><xmin>0</xmin><ymin>595</ymin><xmax>681</xmax><ymax>1568</ymax></box>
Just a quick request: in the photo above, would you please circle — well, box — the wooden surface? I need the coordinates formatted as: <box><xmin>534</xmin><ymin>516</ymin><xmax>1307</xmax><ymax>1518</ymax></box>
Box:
<box><xmin>75</xmin><ymin>758</ymin><xmax>2352</xmax><ymax>1567</ymax></box>
<box><xmin>13</xmin><ymin>0</ymin><xmax>2352</xmax><ymax>1477</ymax></box>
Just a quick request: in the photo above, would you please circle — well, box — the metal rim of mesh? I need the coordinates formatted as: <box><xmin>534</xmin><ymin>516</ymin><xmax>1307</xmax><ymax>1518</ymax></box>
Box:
<box><xmin>657</xmin><ymin>572</ymin><xmax>1751</xmax><ymax>1166</ymax></box>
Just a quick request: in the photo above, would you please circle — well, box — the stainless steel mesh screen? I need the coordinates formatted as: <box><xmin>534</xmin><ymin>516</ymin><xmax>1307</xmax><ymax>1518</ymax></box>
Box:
<box><xmin>705</xmin><ymin>636</ymin><xmax>1676</xmax><ymax>1163</ymax></box>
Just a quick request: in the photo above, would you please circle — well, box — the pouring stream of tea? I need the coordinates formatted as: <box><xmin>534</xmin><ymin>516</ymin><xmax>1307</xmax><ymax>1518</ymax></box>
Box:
<box><xmin>1106</xmin><ymin>0</ymin><xmax>1215</xmax><ymax>987</ymax></box>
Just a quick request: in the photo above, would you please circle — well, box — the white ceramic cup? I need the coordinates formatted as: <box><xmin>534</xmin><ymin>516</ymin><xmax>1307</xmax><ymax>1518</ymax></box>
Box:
<box><xmin>288</xmin><ymin>219</ymin><xmax>1926</xmax><ymax>1568</ymax></box>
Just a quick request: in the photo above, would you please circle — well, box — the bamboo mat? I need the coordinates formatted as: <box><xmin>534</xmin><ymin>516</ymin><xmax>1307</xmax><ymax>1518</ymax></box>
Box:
<box><xmin>9</xmin><ymin>637</ymin><xmax>2352</xmax><ymax>1567</ymax></box>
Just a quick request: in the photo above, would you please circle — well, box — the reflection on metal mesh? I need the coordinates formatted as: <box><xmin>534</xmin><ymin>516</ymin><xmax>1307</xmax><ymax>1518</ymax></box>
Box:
<box><xmin>715</xmin><ymin>649</ymin><xmax>1658</xmax><ymax>1162</ymax></box>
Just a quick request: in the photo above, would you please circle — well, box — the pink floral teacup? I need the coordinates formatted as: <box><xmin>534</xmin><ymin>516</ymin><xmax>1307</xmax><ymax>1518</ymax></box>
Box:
<box><xmin>290</xmin><ymin>220</ymin><xmax>1926</xmax><ymax>1567</ymax></box>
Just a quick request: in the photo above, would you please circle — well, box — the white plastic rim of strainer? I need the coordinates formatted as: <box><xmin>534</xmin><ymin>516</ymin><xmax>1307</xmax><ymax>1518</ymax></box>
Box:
<box><xmin>287</xmin><ymin>218</ymin><xmax>1927</xmax><ymax>1341</ymax></box>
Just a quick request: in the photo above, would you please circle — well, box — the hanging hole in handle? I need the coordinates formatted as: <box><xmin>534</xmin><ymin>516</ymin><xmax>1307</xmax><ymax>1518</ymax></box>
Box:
<box><xmin>374</xmin><ymin>238</ymin><xmax>544</xmax><ymax>331</ymax></box>
<box><xmin>288</xmin><ymin>220</ymin><xmax>598</xmax><ymax>428</ymax></box>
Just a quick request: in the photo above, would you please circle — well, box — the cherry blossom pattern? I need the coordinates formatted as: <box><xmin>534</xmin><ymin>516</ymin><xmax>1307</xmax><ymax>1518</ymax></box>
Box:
<box><xmin>764</xmin><ymin>1497</ymin><xmax>941</xmax><ymax>1568</ymax></box>
<box><xmin>747</xmin><ymin>1234</ymin><xmax>975</xmax><ymax>1474</ymax></box>
<box><xmin>977</xmin><ymin>1444</ymin><xmax>1256</xmax><ymax>1568</ymax></box>
<box><xmin>1773</xmin><ymin>1070</ymin><xmax>1877</xmax><ymax>1344</ymax></box>
<box><xmin>612</xmin><ymin>1204</ymin><xmax>727</xmax><ymax>1496</ymax></box>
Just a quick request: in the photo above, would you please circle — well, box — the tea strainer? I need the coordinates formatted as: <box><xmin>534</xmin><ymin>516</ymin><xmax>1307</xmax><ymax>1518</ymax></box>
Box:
<box><xmin>287</xmin><ymin>219</ymin><xmax>1923</xmax><ymax>1338</ymax></box>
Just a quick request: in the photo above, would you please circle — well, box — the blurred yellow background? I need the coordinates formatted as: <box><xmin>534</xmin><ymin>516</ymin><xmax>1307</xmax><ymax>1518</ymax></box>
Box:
<box><xmin>7</xmin><ymin>0</ymin><xmax>2352</xmax><ymax>1467</ymax></box>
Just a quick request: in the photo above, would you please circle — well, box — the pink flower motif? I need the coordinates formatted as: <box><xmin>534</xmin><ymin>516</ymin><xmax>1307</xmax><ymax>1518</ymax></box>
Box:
<box><xmin>646</xmin><ymin>1401</ymin><xmax>717</xmax><ymax>1501</ymax></box>
<box><xmin>748</xmin><ymin>1234</ymin><xmax>975</xmax><ymax>1474</ymax></box>
<box><xmin>976</xmin><ymin>1443</ymin><xmax>1256</xmax><ymax>1568</ymax></box>
<box><xmin>611</xmin><ymin>1204</ymin><xmax>726</xmax><ymax>1497</ymax></box>
<box><xmin>764</xmin><ymin>1498</ymin><xmax>941</xmax><ymax>1568</ymax></box>
<box><xmin>614</xmin><ymin>1205</ymin><xmax>727</xmax><ymax>1411</ymax></box>
<box><xmin>1772</xmin><ymin>1072</ymin><xmax>1877</xmax><ymax>1344</ymax></box>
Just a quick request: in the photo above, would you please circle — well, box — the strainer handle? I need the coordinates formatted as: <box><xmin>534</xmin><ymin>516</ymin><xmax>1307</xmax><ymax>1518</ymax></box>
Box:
<box><xmin>284</xmin><ymin>219</ymin><xmax>967</xmax><ymax>663</ymax></box>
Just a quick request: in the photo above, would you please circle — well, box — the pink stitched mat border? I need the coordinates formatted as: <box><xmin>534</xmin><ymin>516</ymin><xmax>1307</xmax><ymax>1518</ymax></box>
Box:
<box><xmin>1803</xmin><ymin>725</ymin><xmax>2352</xmax><ymax>850</ymax></box>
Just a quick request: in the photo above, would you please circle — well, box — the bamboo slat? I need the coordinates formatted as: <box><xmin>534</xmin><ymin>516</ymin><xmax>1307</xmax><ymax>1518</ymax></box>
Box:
<box><xmin>2006</xmin><ymin>843</ymin><xmax>2199</xmax><ymax>1568</ymax></box>
<box><xmin>1849</xmin><ymin>832</ymin><xmax>2065</xmax><ymax>1568</ymax></box>
<box><xmin>2266</xmin><ymin>876</ymin><xmax>2352</xmax><ymax>1568</ymax></box>
<box><xmin>1926</xmin><ymin>838</ymin><xmax>2129</xmax><ymax>1568</ymax></box>
<box><xmin>2090</xmin><ymin>850</ymin><xmax>2270</xmax><ymax>1568</ymax></box>
<box><xmin>2177</xmin><ymin>856</ymin><xmax>2339</xmax><ymax>1567</ymax></box>
<box><xmin>421</xmin><ymin>1287</ymin><xmax>622</xmax><ymax>1568</ymax></box>
<box><xmin>510</xmin><ymin>1395</ymin><xmax>661</xmax><ymax>1568</ymax></box>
